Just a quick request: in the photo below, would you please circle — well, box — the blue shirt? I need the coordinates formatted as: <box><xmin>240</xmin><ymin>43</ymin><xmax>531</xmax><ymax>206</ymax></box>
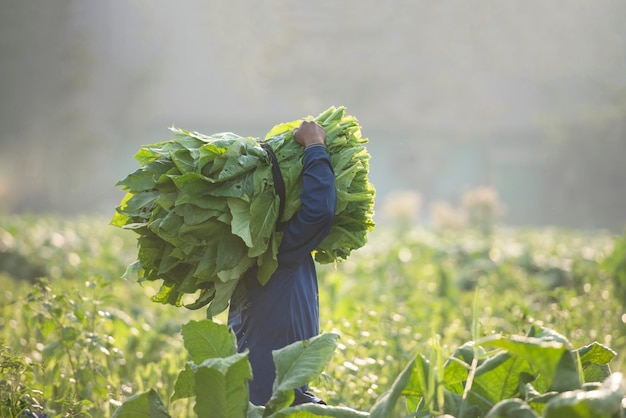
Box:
<box><xmin>227</xmin><ymin>145</ymin><xmax>336</xmax><ymax>406</ymax></box>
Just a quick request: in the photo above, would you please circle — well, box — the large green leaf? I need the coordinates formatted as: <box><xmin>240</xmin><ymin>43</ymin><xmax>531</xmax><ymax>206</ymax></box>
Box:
<box><xmin>248</xmin><ymin>189</ymin><xmax>280</xmax><ymax>258</ymax></box>
<box><xmin>181</xmin><ymin>320</ymin><xmax>237</xmax><ymax>364</ymax></box>
<box><xmin>273</xmin><ymin>403</ymin><xmax>368</xmax><ymax>417</ymax></box>
<box><xmin>116</xmin><ymin>168</ymin><xmax>157</xmax><ymax>192</ymax></box>
<box><xmin>470</xmin><ymin>352</ymin><xmax>533</xmax><ymax>409</ymax></box>
<box><xmin>171</xmin><ymin>172</ymin><xmax>215</xmax><ymax>200</ymax></box>
<box><xmin>217</xmin><ymin>151</ymin><xmax>261</xmax><ymax>182</ymax></box>
<box><xmin>576</xmin><ymin>342</ymin><xmax>616</xmax><ymax>383</ymax></box>
<box><xmin>193</xmin><ymin>353</ymin><xmax>252</xmax><ymax>418</ymax></box>
<box><xmin>171</xmin><ymin>362</ymin><xmax>195</xmax><ymax>402</ymax></box>
<box><xmin>542</xmin><ymin>372</ymin><xmax>625</xmax><ymax>418</ymax></box>
<box><xmin>488</xmin><ymin>332</ymin><xmax>581</xmax><ymax>393</ymax></box>
<box><xmin>265</xmin><ymin>333</ymin><xmax>339</xmax><ymax>414</ymax></box>
<box><xmin>484</xmin><ymin>398</ymin><xmax>539</xmax><ymax>418</ymax></box>
<box><xmin>228</xmin><ymin>197</ymin><xmax>253</xmax><ymax>247</ymax></box>
<box><xmin>112</xmin><ymin>389</ymin><xmax>171</xmax><ymax>418</ymax></box>
<box><xmin>170</xmin><ymin>146</ymin><xmax>197</xmax><ymax>174</ymax></box>
<box><xmin>215</xmin><ymin>234</ymin><xmax>251</xmax><ymax>282</ymax></box>
<box><xmin>122</xmin><ymin>191</ymin><xmax>159</xmax><ymax>218</ymax></box>
<box><xmin>207</xmin><ymin>279</ymin><xmax>241</xmax><ymax>318</ymax></box>
<box><xmin>133</xmin><ymin>143</ymin><xmax>168</xmax><ymax>165</ymax></box>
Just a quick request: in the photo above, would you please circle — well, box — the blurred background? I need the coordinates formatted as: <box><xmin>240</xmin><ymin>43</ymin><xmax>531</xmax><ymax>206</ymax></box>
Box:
<box><xmin>1</xmin><ymin>0</ymin><xmax>625</xmax><ymax>230</ymax></box>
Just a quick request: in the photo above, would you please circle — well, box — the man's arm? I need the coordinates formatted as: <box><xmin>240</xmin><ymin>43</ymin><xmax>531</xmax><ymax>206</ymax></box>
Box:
<box><xmin>276</xmin><ymin>121</ymin><xmax>336</xmax><ymax>268</ymax></box>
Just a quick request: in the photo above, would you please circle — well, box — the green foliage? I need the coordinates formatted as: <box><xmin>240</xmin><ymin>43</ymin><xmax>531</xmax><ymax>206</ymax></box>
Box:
<box><xmin>111</xmin><ymin>106</ymin><xmax>375</xmax><ymax>315</ymax></box>
<box><xmin>113</xmin><ymin>320</ymin><xmax>365</xmax><ymax>418</ymax></box>
<box><xmin>266</xmin><ymin>333</ymin><xmax>339</xmax><ymax>414</ymax></box>
<box><xmin>0</xmin><ymin>343</ymin><xmax>46</xmax><ymax>418</ymax></box>
<box><xmin>111</xmin><ymin>319</ymin><xmax>625</xmax><ymax>418</ymax></box>
<box><xmin>1</xmin><ymin>214</ymin><xmax>625</xmax><ymax>417</ymax></box>
<box><xmin>111</xmin><ymin>389</ymin><xmax>170</xmax><ymax>418</ymax></box>
<box><xmin>356</xmin><ymin>325</ymin><xmax>624</xmax><ymax>418</ymax></box>
<box><xmin>602</xmin><ymin>229</ymin><xmax>626</xmax><ymax>304</ymax></box>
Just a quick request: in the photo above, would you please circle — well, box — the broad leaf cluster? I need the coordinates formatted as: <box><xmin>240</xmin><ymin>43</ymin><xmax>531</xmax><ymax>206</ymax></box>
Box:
<box><xmin>112</xmin><ymin>321</ymin><xmax>626</xmax><ymax>417</ymax></box>
<box><xmin>111</xmin><ymin>107</ymin><xmax>375</xmax><ymax>316</ymax></box>
<box><xmin>384</xmin><ymin>324</ymin><xmax>625</xmax><ymax>418</ymax></box>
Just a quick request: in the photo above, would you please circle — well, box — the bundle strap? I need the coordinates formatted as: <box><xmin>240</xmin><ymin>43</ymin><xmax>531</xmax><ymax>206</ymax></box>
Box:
<box><xmin>260</xmin><ymin>142</ymin><xmax>286</xmax><ymax>227</ymax></box>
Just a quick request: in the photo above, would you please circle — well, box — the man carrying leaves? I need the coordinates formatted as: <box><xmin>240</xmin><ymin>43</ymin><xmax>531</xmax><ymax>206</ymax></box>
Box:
<box><xmin>227</xmin><ymin>120</ymin><xmax>335</xmax><ymax>406</ymax></box>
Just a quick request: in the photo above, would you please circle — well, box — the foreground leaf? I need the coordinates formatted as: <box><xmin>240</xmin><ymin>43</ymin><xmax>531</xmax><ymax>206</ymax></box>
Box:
<box><xmin>484</xmin><ymin>398</ymin><xmax>539</xmax><ymax>418</ymax></box>
<box><xmin>266</xmin><ymin>333</ymin><xmax>339</xmax><ymax>414</ymax></box>
<box><xmin>112</xmin><ymin>389</ymin><xmax>171</xmax><ymax>418</ymax></box>
<box><xmin>182</xmin><ymin>320</ymin><xmax>237</xmax><ymax>364</ymax></box>
<box><xmin>542</xmin><ymin>372</ymin><xmax>625</xmax><ymax>418</ymax></box>
<box><xmin>194</xmin><ymin>353</ymin><xmax>252</xmax><ymax>418</ymax></box>
<box><xmin>487</xmin><ymin>331</ymin><xmax>580</xmax><ymax>393</ymax></box>
<box><xmin>274</xmin><ymin>403</ymin><xmax>369</xmax><ymax>417</ymax></box>
<box><xmin>576</xmin><ymin>342</ymin><xmax>616</xmax><ymax>383</ymax></box>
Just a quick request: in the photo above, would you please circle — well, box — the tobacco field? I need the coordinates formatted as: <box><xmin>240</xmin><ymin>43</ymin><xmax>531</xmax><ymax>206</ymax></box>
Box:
<box><xmin>1</xmin><ymin>213</ymin><xmax>625</xmax><ymax>417</ymax></box>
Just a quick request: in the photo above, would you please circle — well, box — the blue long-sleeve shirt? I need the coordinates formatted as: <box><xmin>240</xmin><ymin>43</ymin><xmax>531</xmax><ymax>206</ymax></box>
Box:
<box><xmin>227</xmin><ymin>144</ymin><xmax>336</xmax><ymax>406</ymax></box>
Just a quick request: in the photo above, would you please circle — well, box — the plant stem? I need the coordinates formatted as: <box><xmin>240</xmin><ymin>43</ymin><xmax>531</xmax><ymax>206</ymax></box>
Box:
<box><xmin>459</xmin><ymin>289</ymin><xmax>481</xmax><ymax>418</ymax></box>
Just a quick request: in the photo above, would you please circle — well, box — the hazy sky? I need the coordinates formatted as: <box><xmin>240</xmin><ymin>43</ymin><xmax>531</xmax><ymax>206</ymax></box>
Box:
<box><xmin>1</xmin><ymin>1</ymin><xmax>625</xmax><ymax>228</ymax></box>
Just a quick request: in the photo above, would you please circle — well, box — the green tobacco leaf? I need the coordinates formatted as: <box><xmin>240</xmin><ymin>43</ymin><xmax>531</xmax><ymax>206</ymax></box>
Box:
<box><xmin>400</xmin><ymin>353</ymin><xmax>430</xmax><ymax>411</ymax></box>
<box><xmin>577</xmin><ymin>342</ymin><xmax>616</xmax><ymax>365</ymax></box>
<box><xmin>247</xmin><ymin>404</ymin><xmax>265</xmax><ymax>418</ymax></box>
<box><xmin>369</xmin><ymin>356</ymin><xmax>417</xmax><ymax>418</ymax></box>
<box><xmin>274</xmin><ymin>403</ymin><xmax>369</xmax><ymax>417</ymax></box>
<box><xmin>116</xmin><ymin>168</ymin><xmax>156</xmax><ymax>192</ymax></box>
<box><xmin>182</xmin><ymin>320</ymin><xmax>237</xmax><ymax>364</ymax></box>
<box><xmin>184</xmin><ymin>287</ymin><xmax>216</xmax><ymax>311</ymax></box>
<box><xmin>470</xmin><ymin>352</ymin><xmax>533</xmax><ymax>409</ymax></box>
<box><xmin>209</xmin><ymin>175</ymin><xmax>254</xmax><ymax>200</ymax></box>
<box><xmin>264</xmin><ymin>119</ymin><xmax>300</xmax><ymax>140</ymax></box>
<box><xmin>123</xmin><ymin>190</ymin><xmax>159</xmax><ymax>215</ymax></box>
<box><xmin>488</xmin><ymin>332</ymin><xmax>581</xmax><ymax>393</ymax></box>
<box><xmin>112</xmin><ymin>389</ymin><xmax>171</xmax><ymax>418</ymax></box>
<box><xmin>218</xmin><ymin>151</ymin><xmax>260</xmax><ymax>182</ymax></box>
<box><xmin>171</xmin><ymin>202</ymin><xmax>207</xmax><ymax>223</ymax></box>
<box><xmin>172</xmin><ymin>172</ymin><xmax>214</xmax><ymax>199</ymax></box>
<box><xmin>266</xmin><ymin>333</ymin><xmax>339</xmax><ymax>413</ymax></box>
<box><xmin>248</xmin><ymin>189</ymin><xmax>279</xmax><ymax>258</ymax></box>
<box><xmin>148</xmin><ymin>211</ymin><xmax>185</xmax><ymax>248</ymax></box>
<box><xmin>110</xmin><ymin>191</ymin><xmax>134</xmax><ymax>226</ymax></box>
<box><xmin>526</xmin><ymin>325</ymin><xmax>573</xmax><ymax>349</ymax></box>
<box><xmin>264</xmin><ymin>390</ymin><xmax>295</xmax><ymax>417</ymax></box>
<box><xmin>171</xmin><ymin>363</ymin><xmax>195</xmax><ymax>402</ymax></box>
<box><xmin>484</xmin><ymin>398</ymin><xmax>539</xmax><ymax>418</ymax></box>
<box><xmin>206</xmin><ymin>279</ymin><xmax>240</xmax><ymax>319</ymax></box>
<box><xmin>576</xmin><ymin>342</ymin><xmax>616</xmax><ymax>383</ymax></box>
<box><xmin>272</xmin><ymin>333</ymin><xmax>339</xmax><ymax>392</ymax></box>
<box><xmin>113</xmin><ymin>107</ymin><xmax>375</xmax><ymax>313</ymax></box>
<box><xmin>543</xmin><ymin>372</ymin><xmax>625</xmax><ymax>418</ymax></box>
<box><xmin>257</xmin><ymin>233</ymin><xmax>281</xmax><ymax>285</ymax></box>
<box><xmin>443</xmin><ymin>342</ymin><xmax>479</xmax><ymax>388</ymax></box>
<box><xmin>133</xmin><ymin>147</ymin><xmax>161</xmax><ymax>166</ymax></box>
<box><xmin>193</xmin><ymin>353</ymin><xmax>252</xmax><ymax>418</ymax></box>
<box><xmin>228</xmin><ymin>197</ymin><xmax>253</xmax><ymax>247</ymax></box>
<box><xmin>170</xmin><ymin>147</ymin><xmax>196</xmax><ymax>174</ymax></box>
<box><xmin>215</xmin><ymin>233</ymin><xmax>250</xmax><ymax>280</ymax></box>
<box><xmin>198</xmin><ymin>142</ymin><xmax>227</xmax><ymax>169</ymax></box>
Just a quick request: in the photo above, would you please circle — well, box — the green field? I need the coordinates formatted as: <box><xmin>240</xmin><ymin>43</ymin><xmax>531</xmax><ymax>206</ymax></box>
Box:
<box><xmin>1</xmin><ymin>214</ymin><xmax>625</xmax><ymax>417</ymax></box>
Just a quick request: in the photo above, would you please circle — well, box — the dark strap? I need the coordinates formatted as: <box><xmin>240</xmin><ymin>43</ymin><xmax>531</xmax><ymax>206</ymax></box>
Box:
<box><xmin>260</xmin><ymin>142</ymin><xmax>286</xmax><ymax>227</ymax></box>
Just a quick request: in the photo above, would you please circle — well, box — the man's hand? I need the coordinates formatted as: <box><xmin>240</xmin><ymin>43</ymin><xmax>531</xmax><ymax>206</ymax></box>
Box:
<box><xmin>294</xmin><ymin>121</ymin><xmax>326</xmax><ymax>148</ymax></box>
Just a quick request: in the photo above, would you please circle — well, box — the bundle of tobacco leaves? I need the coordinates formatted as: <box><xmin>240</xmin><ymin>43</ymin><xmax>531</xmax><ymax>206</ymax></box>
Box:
<box><xmin>111</xmin><ymin>106</ymin><xmax>375</xmax><ymax>316</ymax></box>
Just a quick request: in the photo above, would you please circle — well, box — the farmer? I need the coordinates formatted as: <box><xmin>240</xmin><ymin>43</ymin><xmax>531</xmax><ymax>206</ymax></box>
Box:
<box><xmin>228</xmin><ymin>120</ymin><xmax>336</xmax><ymax>406</ymax></box>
